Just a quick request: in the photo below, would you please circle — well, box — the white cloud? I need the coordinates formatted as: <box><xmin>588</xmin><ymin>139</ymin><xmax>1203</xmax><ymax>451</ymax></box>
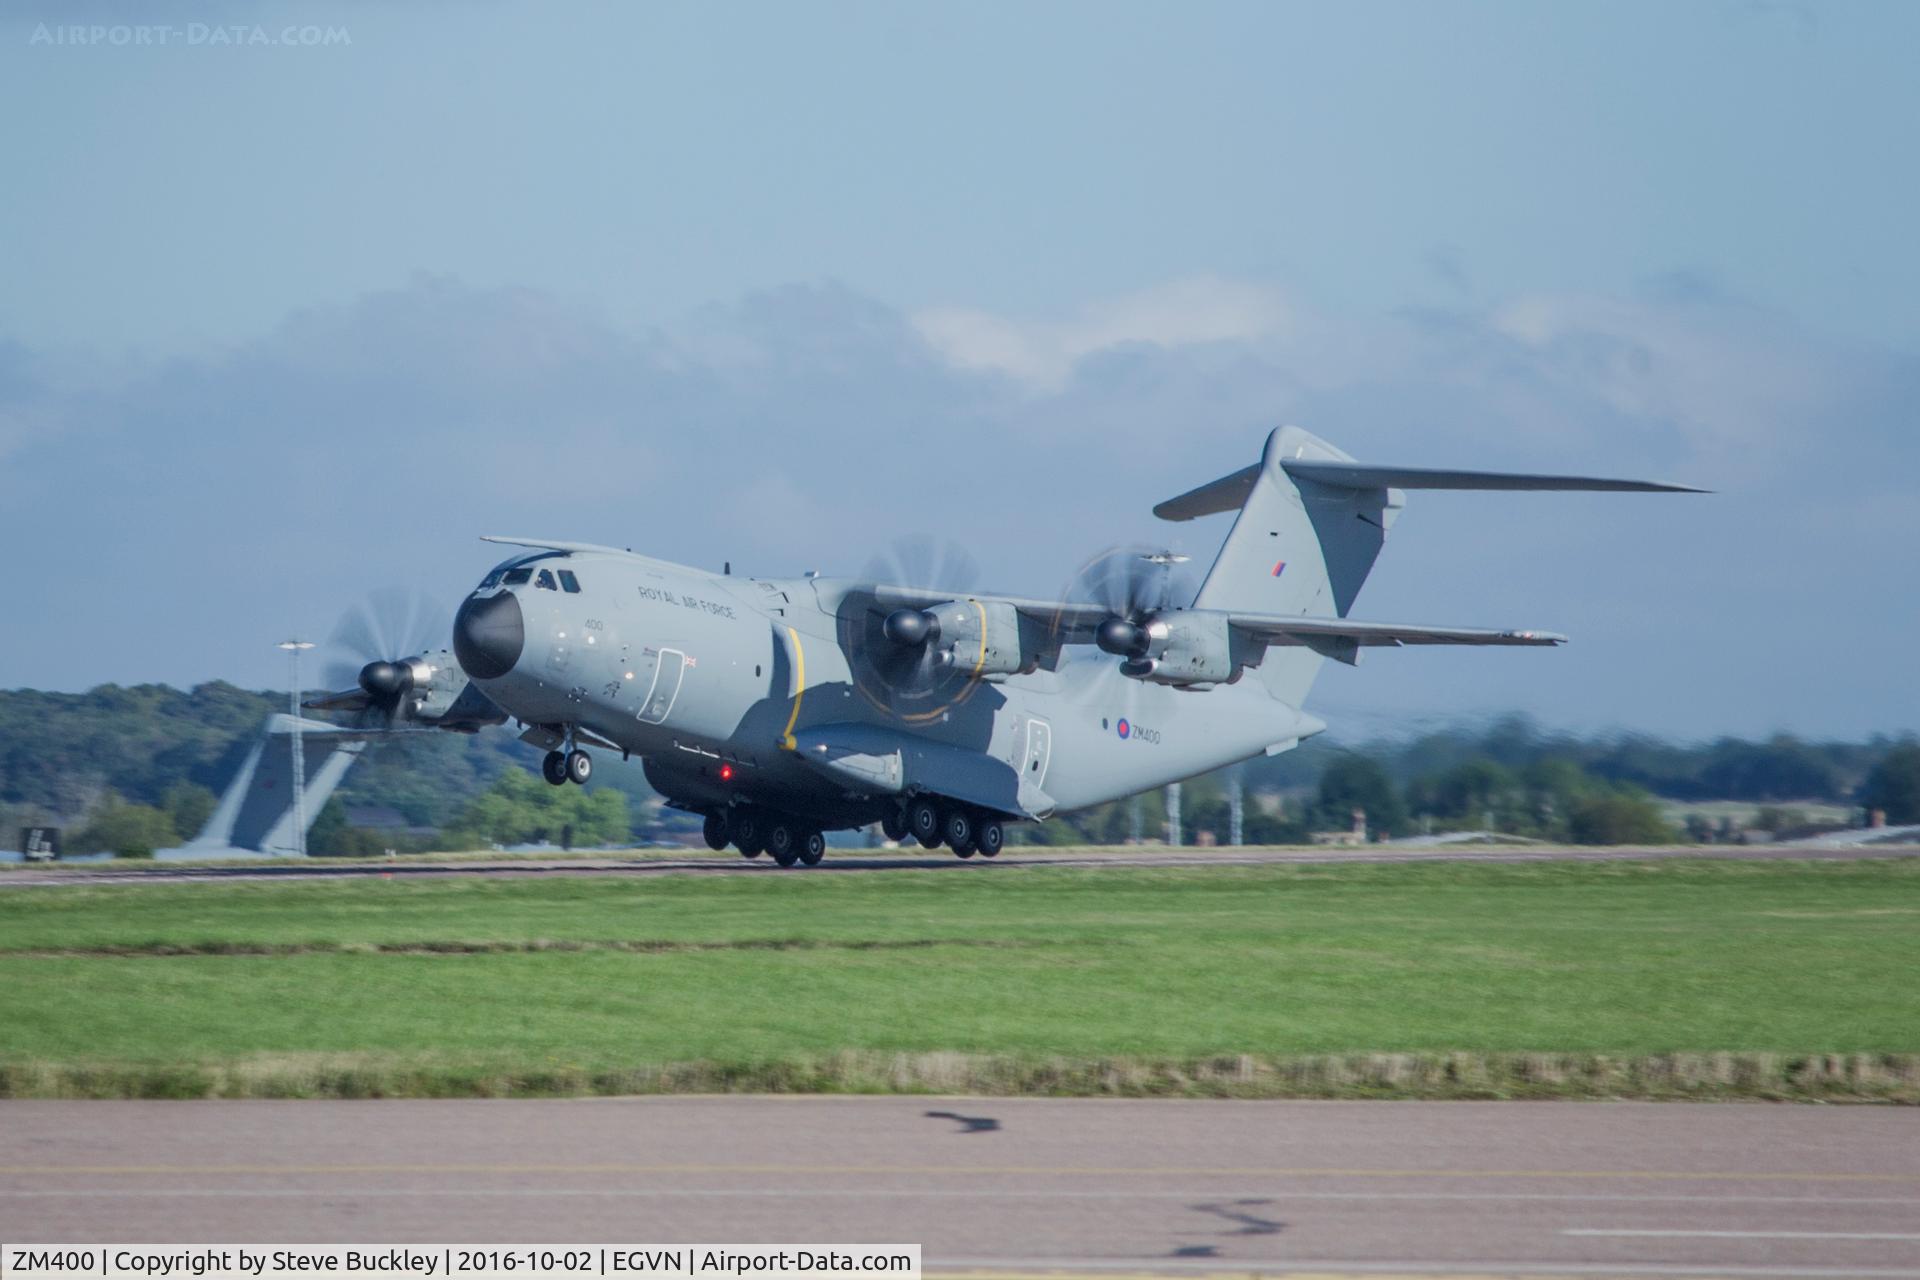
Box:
<box><xmin>912</xmin><ymin>275</ymin><xmax>1298</xmax><ymax>390</ymax></box>
<box><xmin>4</xmin><ymin>271</ymin><xmax>1915</xmax><ymax>736</ymax></box>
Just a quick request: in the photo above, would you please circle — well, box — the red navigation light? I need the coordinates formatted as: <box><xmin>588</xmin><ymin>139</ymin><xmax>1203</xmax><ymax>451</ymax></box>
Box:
<box><xmin>720</xmin><ymin>763</ymin><xmax>734</xmax><ymax>781</ymax></box>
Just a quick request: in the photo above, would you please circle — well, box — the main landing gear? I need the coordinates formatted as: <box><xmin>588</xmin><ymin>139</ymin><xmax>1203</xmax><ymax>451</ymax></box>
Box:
<box><xmin>900</xmin><ymin>797</ymin><xmax>1005</xmax><ymax>860</ymax></box>
<box><xmin>709</xmin><ymin>807</ymin><xmax>827</xmax><ymax>868</ymax></box>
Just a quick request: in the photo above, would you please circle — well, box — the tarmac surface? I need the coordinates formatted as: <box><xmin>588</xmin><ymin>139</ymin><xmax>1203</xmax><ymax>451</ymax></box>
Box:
<box><xmin>4</xmin><ymin>844</ymin><xmax>1917</xmax><ymax>886</ymax></box>
<box><xmin>4</xmin><ymin>1097</ymin><xmax>1918</xmax><ymax>1278</ymax></box>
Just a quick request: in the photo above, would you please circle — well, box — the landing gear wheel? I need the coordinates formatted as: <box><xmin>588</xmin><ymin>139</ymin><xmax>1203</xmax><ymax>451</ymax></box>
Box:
<box><xmin>767</xmin><ymin>822</ymin><xmax>799</xmax><ymax>867</ymax></box>
<box><xmin>565</xmin><ymin>749</ymin><xmax>593</xmax><ymax>785</ymax></box>
<box><xmin>702</xmin><ymin>812</ymin><xmax>730</xmax><ymax>852</ymax></box>
<box><xmin>944</xmin><ymin>809</ymin><xmax>975</xmax><ymax>856</ymax></box>
<box><xmin>977</xmin><ymin>820</ymin><xmax>1004</xmax><ymax>858</ymax></box>
<box><xmin>541</xmin><ymin>751</ymin><xmax>568</xmax><ymax>786</ymax></box>
<box><xmin>908</xmin><ymin>798</ymin><xmax>943</xmax><ymax>850</ymax></box>
<box><xmin>880</xmin><ymin>808</ymin><xmax>909</xmax><ymax>843</ymax></box>
<box><xmin>733</xmin><ymin>811</ymin><xmax>765</xmax><ymax>858</ymax></box>
<box><xmin>799</xmin><ymin>829</ymin><xmax>826</xmax><ymax>866</ymax></box>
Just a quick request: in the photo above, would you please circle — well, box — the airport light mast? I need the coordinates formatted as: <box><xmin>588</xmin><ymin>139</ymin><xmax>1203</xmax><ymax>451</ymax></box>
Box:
<box><xmin>277</xmin><ymin>639</ymin><xmax>315</xmax><ymax>857</ymax></box>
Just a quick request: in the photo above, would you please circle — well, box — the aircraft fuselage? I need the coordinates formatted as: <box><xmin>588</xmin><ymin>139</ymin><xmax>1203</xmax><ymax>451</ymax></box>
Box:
<box><xmin>452</xmin><ymin>548</ymin><xmax>1316</xmax><ymax>831</ymax></box>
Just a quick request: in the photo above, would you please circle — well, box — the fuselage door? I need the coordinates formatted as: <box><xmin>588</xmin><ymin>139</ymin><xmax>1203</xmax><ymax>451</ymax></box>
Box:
<box><xmin>1023</xmin><ymin>717</ymin><xmax>1052</xmax><ymax>787</ymax></box>
<box><xmin>637</xmin><ymin>647</ymin><xmax>687</xmax><ymax>724</ymax></box>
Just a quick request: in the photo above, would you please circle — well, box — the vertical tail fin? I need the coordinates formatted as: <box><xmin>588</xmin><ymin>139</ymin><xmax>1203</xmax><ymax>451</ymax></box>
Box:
<box><xmin>1155</xmin><ymin>424</ymin><xmax>1702</xmax><ymax>707</ymax></box>
<box><xmin>1156</xmin><ymin>426</ymin><xmax>1403</xmax><ymax>704</ymax></box>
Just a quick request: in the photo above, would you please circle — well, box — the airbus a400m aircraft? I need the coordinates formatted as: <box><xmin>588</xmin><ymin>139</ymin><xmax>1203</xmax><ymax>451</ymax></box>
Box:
<box><xmin>310</xmin><ymin>426</ymin><xmax>1699</xmax><ymax>866</ymax></box>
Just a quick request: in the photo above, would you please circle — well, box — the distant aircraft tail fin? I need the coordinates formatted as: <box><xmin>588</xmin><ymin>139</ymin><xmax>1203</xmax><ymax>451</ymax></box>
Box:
<box><xmin>180</xmin><ymin>713</ymin><xmax>366</xmax><ymax>856</ymax></box>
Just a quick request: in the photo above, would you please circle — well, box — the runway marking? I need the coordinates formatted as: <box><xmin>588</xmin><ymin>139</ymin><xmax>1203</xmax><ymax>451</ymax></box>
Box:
<box><xmin>5</xmin><ymin>1188</ymin><xmax>1920</xmax><ymax>1206</ymax></box>
<box><xmin>3</xmin><ymin>1163</ymin><xmax>1916</xmax><ymax>1182</ymax></box>
<box><xmin>1566</xmin><ymin>1228</ymin><xmax>1920</xmax><ymax>1241</ymax></box>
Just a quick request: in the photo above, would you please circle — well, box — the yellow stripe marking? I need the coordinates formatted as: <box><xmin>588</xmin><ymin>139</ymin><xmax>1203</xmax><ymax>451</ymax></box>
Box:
<box><xmin>778</xmin><ymin>625</ymin><xmax>804</xmax><ymax>750</ymax></box>
<box><xmin>971</xmin><ymin>598</ymin><xmax>988</xmax><ymax>677</ymax></box>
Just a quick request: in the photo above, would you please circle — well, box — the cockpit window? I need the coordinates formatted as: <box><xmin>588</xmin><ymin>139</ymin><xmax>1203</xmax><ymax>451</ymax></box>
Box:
<box><xmin>478</xmin><ymin>568</ymin><xmax>505</xmax><ymax>589</ymax></box>
<box><xmin>558</xmin><ymin>569</ymin><xmax>581</xmax><ymax>593</ymax></box>
<box><xmin>502</xmin><ymin>567</ymin><xmax>533</xmax><ymax>586</ymax></box>
<box><xmin>535</xmin><ymin>569</ymin><xmax>558</xmax><ymax>591</ymax></box>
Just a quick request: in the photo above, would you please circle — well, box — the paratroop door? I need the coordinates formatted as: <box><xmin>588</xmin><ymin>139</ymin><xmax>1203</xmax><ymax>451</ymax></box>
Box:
<box><xmin>637</xmin><ymin>648</ymin><xmax>686</xmax><ymax>724</ymax></box>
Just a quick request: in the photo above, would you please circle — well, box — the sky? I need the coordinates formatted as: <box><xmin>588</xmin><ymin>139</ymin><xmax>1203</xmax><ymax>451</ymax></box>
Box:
<box><xmin>1</xmin><ymin>0</ymin><xmax>1915</xmax><ymax>741</ymax></box>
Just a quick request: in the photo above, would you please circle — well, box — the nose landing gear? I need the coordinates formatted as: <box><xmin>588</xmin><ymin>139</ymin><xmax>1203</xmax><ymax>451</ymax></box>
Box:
<box><xmin>542</xmin><ymin>747</ymin><xmax>594</xmax><ymax>786</ymax></box>
<box><xmin>565</xmin><ymin>749</ymin><xmax>592</xmax><ymax>785</ymax></box>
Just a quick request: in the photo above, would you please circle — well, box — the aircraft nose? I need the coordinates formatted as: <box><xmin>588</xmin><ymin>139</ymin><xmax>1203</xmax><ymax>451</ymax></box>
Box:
<box><xmin>454</xmin><ymin>590</ymin><xmax>524</xmax><ymax>679</ymax></box>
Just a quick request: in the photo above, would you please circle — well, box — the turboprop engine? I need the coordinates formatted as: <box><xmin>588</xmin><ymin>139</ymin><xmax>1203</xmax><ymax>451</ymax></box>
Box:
<box><xmin>1095</xmin><ymin>608</ymin><xmax>1236</xmax><ymax>686</ymax></box>
<box><xmin>881</xmin><ymin>598</ymin><xmax>1031</xmax><ymax>679</ymax></box>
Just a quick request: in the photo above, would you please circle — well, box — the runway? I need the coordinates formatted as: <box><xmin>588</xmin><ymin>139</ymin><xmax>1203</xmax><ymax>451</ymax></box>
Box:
<box><xmin>4</xmin><ymin>1098</ymin><xmax>1918</xmax><ymax>1277</ymax></box>
<box><xmin>4</xmin><ymin>843</ymin><xmax>1916</xmax><ymax>886</ymax></box>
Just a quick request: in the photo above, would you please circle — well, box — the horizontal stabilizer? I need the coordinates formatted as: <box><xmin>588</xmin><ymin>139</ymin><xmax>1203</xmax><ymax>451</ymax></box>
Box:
<box><xmin>1281</xmin><ymin>461</ymin><xmax>1708</xmax><ymax>494</ymax></box>
<box><xmin>1154</xmin><ymin>456</ymin><xmax>1705</xmax><ymax>520</ymax></box>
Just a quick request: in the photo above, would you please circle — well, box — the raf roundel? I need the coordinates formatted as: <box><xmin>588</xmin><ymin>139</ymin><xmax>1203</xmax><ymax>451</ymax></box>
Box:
<box><xmin>1116</xmin><ymin>718</ymin><xmax>1131</xmax><ymax>740</ymax></box>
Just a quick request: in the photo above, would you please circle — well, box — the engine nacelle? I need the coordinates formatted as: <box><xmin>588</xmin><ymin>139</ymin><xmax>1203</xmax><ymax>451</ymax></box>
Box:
<box><xmin>392</xmin><ymin>650</ymin><xmax>508</xmax><ymax>731</ymax></box>
<box><xmin>1118</xmin><ymin>610</ymin><xmax>1235</xmax><ymax>686</ymax></box>
<box><xmin>924</xmin><ymin>599</ymin><xmax>1029</xmax><ymax>678</ymax></box>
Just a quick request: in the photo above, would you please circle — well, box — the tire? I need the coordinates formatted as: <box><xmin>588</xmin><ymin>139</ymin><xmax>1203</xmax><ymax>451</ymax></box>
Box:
<box><xmin>977</xmin><ymin>820</ymin><xmax>1004</xmax><ymax>858</ymax></box>
<box><xmin>565</xmin><ymin>749</ymin><xmax>593</xmax><ymax>785</ymax></box>
<box><xmin>768</xmin><ymin>822</ymin><xmax>798</xmax><ymax>867</ymax></box>
<box><xmin>943</xmin><ymin>809</ymin><xmax>974</xmax><ymax>854</ymax></box>
<box><xmin>702</xmin><ymin>812</ymin><xmax>729</xmax><ymax>852</ymax></box>
<box><xmin>908</xmin><ymin>798</ymin><xmax>943</xmax><ymax>849</ymax></box>
<box><xmin>541</xmin><ymin>751</ymin><xmax>568</xmax><ymax>786</ymax></box>
<box><xmin>733</xmin><ymin>811</ymin><xmax>764</xmax><ymax>858</ymax></box>
<box><xmin>880</xmin><ymin>808</ymin><xmax>909</xmax><ymax>843</ymax></box>
<box><xmin>799</xmin><ymin>830</ymin><xmax>826</xmax><ymax>866</ymax></box>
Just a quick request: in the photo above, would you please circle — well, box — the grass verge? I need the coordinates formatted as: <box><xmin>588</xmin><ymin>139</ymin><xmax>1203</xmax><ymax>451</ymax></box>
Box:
<box><xmin>3</xmin><ymin>858</ymin><xmax>1917</xmax><ymax>1101</ymax></box>
<box><xmin>3</xmin><ymin>1050</ymin><xmax>1918</xmax><ymax>1102</ymax></box>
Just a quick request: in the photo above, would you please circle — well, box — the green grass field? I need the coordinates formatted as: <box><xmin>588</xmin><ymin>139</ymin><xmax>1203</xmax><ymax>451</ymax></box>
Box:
<box><xmin>3</xmin><ymin>858</ymin><xmax>1917</xmax><ymax>1099</ymax></box>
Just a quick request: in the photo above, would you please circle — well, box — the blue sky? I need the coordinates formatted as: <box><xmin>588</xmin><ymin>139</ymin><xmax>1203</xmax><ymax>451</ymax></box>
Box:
<box><xmin>1</xmin><ymin>0</ymin><xmax>1915</xmax><ymax>739</ymax></box>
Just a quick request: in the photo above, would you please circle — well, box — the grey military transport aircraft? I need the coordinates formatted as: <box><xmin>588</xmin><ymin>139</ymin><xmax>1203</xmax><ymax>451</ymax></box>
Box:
<box><xmin>308</xmin><ymin>425</ymin><xmax>1701</xmax><ymax>866</ymax></box>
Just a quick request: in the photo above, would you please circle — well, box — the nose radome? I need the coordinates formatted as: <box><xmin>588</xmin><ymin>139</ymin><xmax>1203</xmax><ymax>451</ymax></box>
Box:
<box><xmin>454</xmin><ymin>590</ymin><xmax>524</xmax><ymax>679</ymax></box>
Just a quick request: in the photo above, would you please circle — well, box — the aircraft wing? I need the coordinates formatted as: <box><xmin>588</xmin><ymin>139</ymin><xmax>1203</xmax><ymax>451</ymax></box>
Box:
<box><xmin>870</xmin><ymin>585</ymin><xmax>1561</xmax><ymax>646</ymax></box>
<box><xmin>868</xmin><ymin>585</ymin><xmax>1113</xmax><ymax>641</ymax></box>
<box><xmin>1227</xmin><ymin>614</ymin><xmax>1566</xmax><ymax>647</ymax></box>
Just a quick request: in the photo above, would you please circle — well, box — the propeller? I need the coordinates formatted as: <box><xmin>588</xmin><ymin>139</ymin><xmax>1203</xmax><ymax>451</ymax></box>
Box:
<box><xmin>845</xmin><ymin>535</ymin><xmax>985</xmax><ymax>722</ymax></box>
<box><xmin>1069</xmin><ymin>545</ymin><xmax>1196</xmax><ymax>656</ymax></box>
<box><xmin>1042</xmin><ymin>544</ymin><xmax>1200</xmax><ymax>693</ymax></box>
<box><xmin>310</xmin><ymin>587</ymin><xmax>453</xmax><ymax>729</ymax></box>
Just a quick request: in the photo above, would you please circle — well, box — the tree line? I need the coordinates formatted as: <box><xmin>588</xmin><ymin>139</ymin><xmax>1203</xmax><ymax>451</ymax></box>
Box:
<box><xmin>2</xmin><ymin>684</ymin><xmax>1914</xmax><ymax>853</ymax></box>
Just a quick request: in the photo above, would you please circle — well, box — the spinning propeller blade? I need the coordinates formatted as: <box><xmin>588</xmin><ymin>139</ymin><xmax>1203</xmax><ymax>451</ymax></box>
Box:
<box><xmin>310</xmin><ymin>587</ymin><xmax>453</xmax><ymax>731</ymax></box>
